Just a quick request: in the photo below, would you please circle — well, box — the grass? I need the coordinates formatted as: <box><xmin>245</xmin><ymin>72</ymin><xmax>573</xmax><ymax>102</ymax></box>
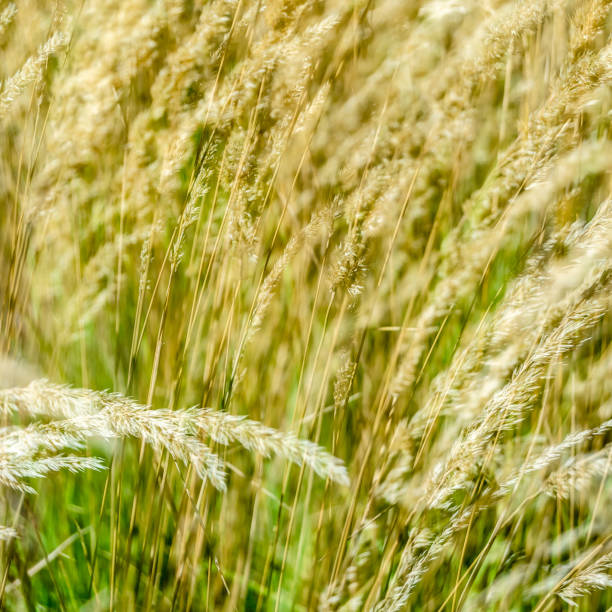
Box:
<box><xmin>1</xmin><ymin>0</ymin><xmax>612</xmax><ymax>610</ymax></box>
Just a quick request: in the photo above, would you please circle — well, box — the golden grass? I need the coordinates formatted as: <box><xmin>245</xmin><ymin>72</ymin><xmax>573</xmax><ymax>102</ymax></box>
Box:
<box><xmin>1</xmin><ymin>0</ymin><xmax>612</xmax><ymax>609</ymax></box>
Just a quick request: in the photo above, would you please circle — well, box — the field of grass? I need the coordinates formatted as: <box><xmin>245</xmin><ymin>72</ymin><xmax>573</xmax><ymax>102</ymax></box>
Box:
<box><xmin>1</xmin><ymin>0</ymin><xmax>612</xmax><ymax>609</ymax></box>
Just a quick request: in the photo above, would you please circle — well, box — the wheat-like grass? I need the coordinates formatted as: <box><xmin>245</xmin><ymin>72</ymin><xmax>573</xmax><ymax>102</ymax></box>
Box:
<box><xmin>0</xmin><ymin>3</ymin><xmax>16</xmax><ymax>39</ymax></box>
<box><xmin>558</xmin><ymin>551</ymin><xmax>612</xmax><ymax>606</ymax></box>
<box><xmin>2</xmin><ymin>0</ymin><xmax>612</xmax><ymax>608</ymax></box>
<box><xmin>0</xmin><ymin>526</ymin><xmax>17</xmax><ymax>542</ymax></box>
<box><xmin>0</xmin><ymin>30</ymin><xmax>69</xmax><ymax>118</ymax></box>
<box><xmin>0</xmin><ymin>379</ymin><xmax>349</xmax><ymax>492</ymax></box>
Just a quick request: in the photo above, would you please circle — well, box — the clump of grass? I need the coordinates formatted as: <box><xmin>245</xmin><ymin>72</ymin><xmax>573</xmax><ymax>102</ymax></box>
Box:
<box><xmin>1</xmin><ymin>0</ymin><xmax>612</xmax><ymax>609</ymax></box>
<box><xmin>0</xmin><ymin>379</ymin><xmax>349</xmax><ymax>495</ymax></box>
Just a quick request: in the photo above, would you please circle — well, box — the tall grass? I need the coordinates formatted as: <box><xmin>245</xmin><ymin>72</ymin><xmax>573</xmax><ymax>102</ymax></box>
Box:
<box><xmin>1</xmin><ymin>0</ymin><xmax>612</xmax><ymax>609</ymax></box>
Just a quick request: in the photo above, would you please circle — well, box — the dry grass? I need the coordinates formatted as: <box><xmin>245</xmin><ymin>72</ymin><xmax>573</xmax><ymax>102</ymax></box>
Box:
<box><xmin>1</xmin><ymin>0</ymin><xmax>612</xmax><ymax>609</ymax></box>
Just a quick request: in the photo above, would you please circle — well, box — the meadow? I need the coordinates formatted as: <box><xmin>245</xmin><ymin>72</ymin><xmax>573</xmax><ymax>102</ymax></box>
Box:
<box><xmin>1</xmin><ymin>0</ymin><xmax>612</xmax><ymax>609</ymax></box>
